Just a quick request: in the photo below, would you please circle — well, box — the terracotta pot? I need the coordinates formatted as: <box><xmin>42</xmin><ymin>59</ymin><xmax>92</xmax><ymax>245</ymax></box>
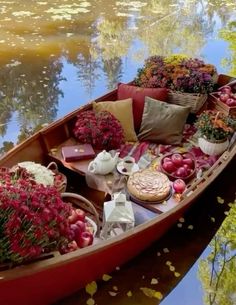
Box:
<box><xmin>198</xmin><ymin>137</ymin><xmax>229</xmax><ymax>156</ymax></box>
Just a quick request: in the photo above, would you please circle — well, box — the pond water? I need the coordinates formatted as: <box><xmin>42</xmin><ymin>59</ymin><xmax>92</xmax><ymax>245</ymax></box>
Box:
<box><xmin>0</xmin><ymin>0</ymin><xmax>235</xmax><ymax>304</ymax></box>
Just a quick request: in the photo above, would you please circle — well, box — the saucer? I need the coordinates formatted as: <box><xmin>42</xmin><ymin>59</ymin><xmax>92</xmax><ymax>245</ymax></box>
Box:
<box><xmin>116</xmin><ymin>161</ymin><xmax>139</xmax><ymax>176</ymax></box>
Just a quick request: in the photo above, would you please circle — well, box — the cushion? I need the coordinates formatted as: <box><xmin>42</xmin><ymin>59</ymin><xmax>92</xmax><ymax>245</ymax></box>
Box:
<box><xmin>138</xmin><ymin>96</ymin><xmax>190</xmax><ymax>145</ymax></box>
<box><xmin>117</xmin><ymin>83</ymin><xmax>168</xmax><ymax>131</ymax></box>
<box><xmin>93</xmin><ymin>98</ymin><xmax>137</xmax><ymax>142</ymax></box>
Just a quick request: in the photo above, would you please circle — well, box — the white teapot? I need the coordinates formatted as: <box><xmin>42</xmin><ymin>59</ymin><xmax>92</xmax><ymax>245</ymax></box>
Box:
<box><xmin>88</xmin><ymin>150</ymin><xmax>119</xmax><ymax>175</ymax></box>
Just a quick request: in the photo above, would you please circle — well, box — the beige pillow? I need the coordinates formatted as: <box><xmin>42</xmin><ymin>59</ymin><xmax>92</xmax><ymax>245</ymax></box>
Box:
<box><xmin>138</xmin><ymin>96</ymin><xmax>190</xmax><ymax>144</ymax></box>
<box><xmin>93</xmin><ymin>98</ymin><xmax>137</xmax><ymax>142</ymax></box>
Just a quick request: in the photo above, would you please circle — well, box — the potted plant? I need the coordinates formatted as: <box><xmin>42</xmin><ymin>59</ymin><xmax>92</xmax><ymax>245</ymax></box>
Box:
<box><xmin>134</xmin><ymin>54</ymin><xmax>217</xmax><ymax>112</ymax></box>
<box><xmin>195</xmin><ymin>110</ymin><xmax>236</xmax><ymax>155</ymax></box>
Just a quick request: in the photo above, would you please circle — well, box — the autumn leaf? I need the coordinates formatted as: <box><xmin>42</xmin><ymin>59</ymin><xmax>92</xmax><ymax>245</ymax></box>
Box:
<box><xmin>217</xmin><ymin>196</ymin><xmax>224</xmax><ymax>204</ymax></box>
<box><xmin>163</xmin><ymin>248</ymin><xmax>170</xmax><ymax>253</ymax></box>
<box><xmin>127</xmin><ymin>291</ymin><xmax>132</xmax><ymax>297</ymax></box>
<box><xmin>140</xmin><ymin>287</ymin><xmax>163</xmax><ymax>300</ymax></box>
<box><xmin>86</xmin><ymin>297</ymin><xmax>95</xmax><ymax>305</ymax></box>
<box><xmin>102</xmin><ymin>274</ymin><xmax>112</xmax><ymax>281</ymax></box>
<box><xmin>151</xmin><ymin>278</ymin><xmax>158</xmax><ymax>284</ymax></box>
<box><xmin>85</xmin><ymin>281</ymin><xmax>97</xmax><ymax>297</ymax></box>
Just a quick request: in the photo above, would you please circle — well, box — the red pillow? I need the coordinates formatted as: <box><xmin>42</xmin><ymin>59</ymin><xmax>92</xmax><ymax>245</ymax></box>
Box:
<box><xmin>117</xmin><ymin>83</ymin><xmax>168</xmax><ymax>131</ymax></box>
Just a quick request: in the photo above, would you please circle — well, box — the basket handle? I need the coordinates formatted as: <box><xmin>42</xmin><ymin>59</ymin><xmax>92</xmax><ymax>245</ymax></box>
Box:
<box><xmin>61</xmin><ymin>192</ymin><xmax>100</xmax><ymax>236</ymax></box>
<box><xmin>47</xmin><ymin>162</ymin><xmax>59</xmax><ymax>173</ymax></box>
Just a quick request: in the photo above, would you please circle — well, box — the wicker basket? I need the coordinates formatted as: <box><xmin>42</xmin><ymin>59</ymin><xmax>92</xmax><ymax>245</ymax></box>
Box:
<box><xmin>61</xmin><ymin>192</ymin><xmax>100</xmax><ymax>236</ymax></box>
<box><xmin>168</xmin><ymin>90</ymin><xmax>208</xmax><ymax>113</ymax></box>
<box><xmin>47</xmin><ymin>162</ymin><xmax>67</xmax><ymax>193</ymax></box>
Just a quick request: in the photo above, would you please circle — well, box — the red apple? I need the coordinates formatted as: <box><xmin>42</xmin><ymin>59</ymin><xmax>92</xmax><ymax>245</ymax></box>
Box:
<box><xmin>162</xmin><ymin>160</ymin><xmax>176</xmax><ymax>173</ymax></box>
<box><xmin>77</xmin><ymin>231</ymin><xmax>94</xmax><ymax>248</ymax></box>
<box><xmin>171</xmin><ymin>153</ymin><xmax>183</xmax><ymax>166</ymax></box>
<box><xmin>226</xmin><ymin>98</ymin><xmax>236</xmax><ymax>107</ymax></box>
<box><xmin>221</xmin><ymin>85</ymin><xmax>231</xmax><ymax>95</ymax></box>
<box><xmin>163</xmin><ymin>157</ymin><xmax>172</xmax><ymax>163</ymax></box>
<box><xmin>183</xmin><ymin>158</ymin><xmax>194</xmax><ymax>168</ymax></box>
<box><xmin>70</xmin><ymin>223</ymin><xmax>81</xmax><ymax>239</ymax></box>
<box><xmin>68</xmin><ymin>208</ymin><xmax>86</xmax><ymax>224</ymax></box>
<box><xmin>173</xmin><ymin>179</ymin><xmax>186</xmax><ymax>194</ymax></box>
<box><xmin>175</xmin><ymin>167</ymin><xmax>188</xmax><ymax>178</ymax></box>
<box><xmin>219</xmin><ymin>93</ymin><xmax>230</xmax><ymax>102</ymax></box>
<box><xmin>67</xmin><ymin>240</ymin><xmax>79</xmax><ymax>252</ymax></box>
<box><xmin>74</xmin><ymin>220</ymin><xmax>86</xmax><ymax>232</ymax></box>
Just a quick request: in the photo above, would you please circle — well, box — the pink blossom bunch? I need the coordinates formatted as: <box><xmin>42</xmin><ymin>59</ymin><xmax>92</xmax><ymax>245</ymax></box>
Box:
<box><xmin>0</xmin><ymin>167</ymin><xmax>73</xmax><ymax>264</ymax></box>
<box><xmin>73</xmin><ymin>110</ymin><xmax>125</xmax><ymax>150</ymax></box>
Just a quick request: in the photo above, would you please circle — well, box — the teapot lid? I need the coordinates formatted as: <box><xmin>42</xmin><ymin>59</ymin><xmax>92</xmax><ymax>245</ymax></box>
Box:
<box><xmin>97</xmin><ymin>150</ymin><xmax>111</xmax><ymax>161</ymax></box>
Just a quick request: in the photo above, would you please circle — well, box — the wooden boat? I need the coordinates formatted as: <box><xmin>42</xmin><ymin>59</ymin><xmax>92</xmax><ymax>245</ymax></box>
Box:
<box><xmin>0</xmin><ymin>74</ymin><xmax>235</xmax><ymax>305</ymax></box>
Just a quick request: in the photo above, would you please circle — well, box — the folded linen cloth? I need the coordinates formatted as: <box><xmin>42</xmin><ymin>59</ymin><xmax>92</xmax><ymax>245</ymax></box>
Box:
<box><xmin>118</xmin><ymin>142</ymin><xmax>150</xmax><ymax>162</ymax></box>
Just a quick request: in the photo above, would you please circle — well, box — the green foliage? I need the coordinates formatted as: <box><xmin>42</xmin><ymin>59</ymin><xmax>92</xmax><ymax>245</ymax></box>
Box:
<box><xmin>198</xmin><ymin>199</ymin><xmax>236</xmax><ymax>305</ymax></box>
<box><xmin>219</xmin><ymin>21</ymin><xmax>236</xmax><ymax>77</ymax></box>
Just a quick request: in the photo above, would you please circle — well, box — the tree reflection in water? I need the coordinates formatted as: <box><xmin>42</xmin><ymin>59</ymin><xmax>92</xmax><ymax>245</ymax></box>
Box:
<box><xmin>198</xmin><ymin>200</ymin><xmax>236</xmax><ymax>305</ymax></box>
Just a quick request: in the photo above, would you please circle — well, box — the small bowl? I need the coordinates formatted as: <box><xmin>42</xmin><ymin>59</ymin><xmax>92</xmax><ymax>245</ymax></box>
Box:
<box><xmin>159</xmin><ymin>152</ymin><xmax>196</xmax><ymax>182</ymax></box>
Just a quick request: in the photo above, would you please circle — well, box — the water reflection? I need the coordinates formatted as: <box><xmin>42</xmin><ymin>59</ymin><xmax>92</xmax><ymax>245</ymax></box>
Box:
<box><xmin>0</xmin><ymin>0</ymin><xmax>236</xmax><ymax>152</ymax></box>
<box><xmin>198</xmin><ymin>201</ymin><xmax>236</xmax><ymax>305</ymax></box>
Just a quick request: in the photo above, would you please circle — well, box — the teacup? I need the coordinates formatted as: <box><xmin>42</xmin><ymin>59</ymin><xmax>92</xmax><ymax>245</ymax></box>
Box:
<box><xmin>123</xmin><ymin>156</ymin><xmax>135</xmax><ymax>172</ymax></box>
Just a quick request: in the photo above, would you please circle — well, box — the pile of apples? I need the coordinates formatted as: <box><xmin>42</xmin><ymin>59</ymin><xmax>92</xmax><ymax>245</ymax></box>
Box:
<box><xmin>64</xmin><ymin>208</ymin><xmax>95</xmax><ymax>253</ymax></box>
<box><xmin>216</xmin><ymin>85</ymin><xmax>236</xmax><ymax>107</ymax></box>
<box><xmin>160</xmin><ymin>152</ymin><xmax>196</xmax><ymax>181</ymax></box>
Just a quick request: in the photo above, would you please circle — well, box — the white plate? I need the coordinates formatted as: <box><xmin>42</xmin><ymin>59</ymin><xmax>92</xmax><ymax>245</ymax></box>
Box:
<box><xmin>116</xmin><ymin>161</ymin><xmax>139</xmax><ymax>176</ymax></box>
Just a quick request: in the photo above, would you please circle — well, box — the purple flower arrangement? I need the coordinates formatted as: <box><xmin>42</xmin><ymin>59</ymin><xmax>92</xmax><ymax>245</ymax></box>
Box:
<box><xmin>134</xmin><ymin>55</ymin><xmax>217</xmax><ymax>94</ymax></box>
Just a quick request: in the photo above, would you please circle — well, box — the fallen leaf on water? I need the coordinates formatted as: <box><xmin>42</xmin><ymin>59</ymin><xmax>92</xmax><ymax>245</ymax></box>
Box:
<box><xmin>85</xmin><ymin>281</ymin><xmax>97</xmax><ymax>297</ymax></box>
<box><xmin>151</xmin><ymin>278</ymin><xmax>158</xmax><ymax>285</ymax></box>
<box><xmin>102</xmin><ymin>274</ymin><xmax>112</xmax><ymax>281</ymax></box>
<box><xmin>108</xmin><ymin>291</ymin><xmax>118</xmax><ymax>296</ymax></box>
<box><xmin>217</xmin><ymin>196</ymin><xmax>224</xmax><ymax>204</ymax></box>
<box><xmin>140</xmin><ymin>287</ymin><xmax>163</xmax><ymax>300</ymax></box>
<box><xmin>127</xmin><ymin>291</ymin><xmax>132</xmax><ymax>297</ymax></box>
<box><xmin>86</xmin><ymin>297</ymin><xmax>95</xmax><ymax>305</ymax></box>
